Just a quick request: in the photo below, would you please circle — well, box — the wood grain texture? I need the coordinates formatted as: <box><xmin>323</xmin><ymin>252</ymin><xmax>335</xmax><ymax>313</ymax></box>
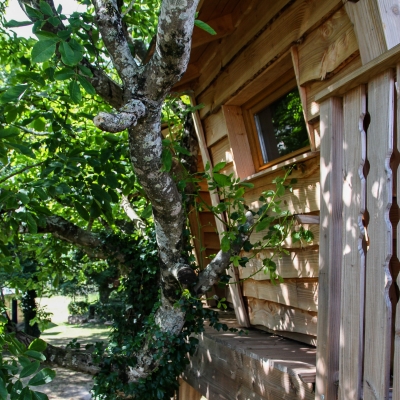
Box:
<box><xmin>222</xmin><ymin>105</ymin><xmax>255</xmax><ymax>179</ymax></box>
<box><xmin>315</xmin><ymin>43</ymin><xmax>400</xmax><ymax>102</ymax></box>
<box><xmin>190</xmin><ymin>95</ymin><xmax>250</xmax><ymax>328</ymax></box>
<box><xmin>345</xmin><ymin>0</ymin><xmax>400</xmax><ymax>64</ymax></box>
<box><xmin>204</xmin><ymin>109</ymin><xmax>228</xmax><ymax>148</ymax></box>
<box><xmin>297</xmin><ymin>7</ymin><xmax>358</xmax><ymax>85</ymax></box>
<box><xmin>197</xmin><ymin>0</ymin><xmax>343</xmax><ymax>117</ymax></box>
<box><xmin>247</xmin><ymin>298</ymin><xmax>317</xmax><ymax>336</ymax></box>
<box><xmin>339</xmin><ymin>85</ymin><xmax>367</xmax><ymax>400</ymax></box>
<box><xmin>363</xmin><ymin>70</ymin><xmax>394</xmax><ymax>400</ymax></box>
<box><xmin>394</xmin><ymin>63</ymin><xmax>400</xmax><ymax>400</ymax></box>
<box><xmin>243</xmin><ymin>278</ymin><xmax>318</xmax><ymax>312</ymax></box>
<box><xmin>182</xmin><ymin>320</ymin><xmax>316</xmax><ymax>400</ymax></box>
<box><xmin>209</xmin><ymin>136</ymin><xmax>233</xmax><ymax>167</ymax></box>
<box><xmin>316</xmin><ymin>97</ymin><xmax>343</xmax><ymax>400</ymax></box>
<box><xmin>178</xmin><ymin>378</ymin><xmax>202</xmax><ymax>400</ymax></box>
<box><xmin>238</xmin><ymin>248</ymin><xmax>319</xmax><ymax>280</ymax></box>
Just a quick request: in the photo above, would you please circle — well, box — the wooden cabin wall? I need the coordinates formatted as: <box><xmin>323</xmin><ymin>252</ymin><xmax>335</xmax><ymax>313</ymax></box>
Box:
<box><xmin>186</xmin><ymin>0</ymin><xmax>361</xmax><ymax>344</ymax></box>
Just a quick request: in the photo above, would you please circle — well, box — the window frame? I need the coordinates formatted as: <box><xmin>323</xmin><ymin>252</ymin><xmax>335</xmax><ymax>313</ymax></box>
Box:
<box><xmin>242</xmin><ymin>76</ymin><xmax>311</xmax><ymax>172</ymax></box>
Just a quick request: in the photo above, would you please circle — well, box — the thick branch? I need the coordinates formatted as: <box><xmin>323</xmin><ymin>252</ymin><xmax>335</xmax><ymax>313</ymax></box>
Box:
<box><xmin>93</xmin><ymin>0</ymin><xmax>138</xmax><ymax>89</ymax></box>
<box><xmin>143</xmin><ymin>0</ymin><xmax>200</xmax><ymax>100</ymax></box>
<box><xmin>120</xmin><ymin>195</ymin><xmax>146</xmax><ymax>234</ymax></box>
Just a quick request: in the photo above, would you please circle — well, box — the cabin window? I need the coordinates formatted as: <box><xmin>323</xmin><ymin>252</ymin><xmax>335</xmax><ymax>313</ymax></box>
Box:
<box><xmin>253</xmin><ymin>88</ymin><xmax>309</xmax><ymax>165</ymax></box>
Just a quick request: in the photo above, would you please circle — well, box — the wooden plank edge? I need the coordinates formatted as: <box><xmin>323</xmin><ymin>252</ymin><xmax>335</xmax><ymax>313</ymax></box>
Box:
<box><xmin>190</xmin><ymin>94</ymin><xmax>250</xmax><ymax>328</ymax></box>
<box><xmin>315</xmin><ymin>43</ymin><xmax>400</xmax><ymax>102</ymax></box>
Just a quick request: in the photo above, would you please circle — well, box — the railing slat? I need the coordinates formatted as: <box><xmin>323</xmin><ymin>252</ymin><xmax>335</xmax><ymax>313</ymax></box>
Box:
<box><xmin>393</xmin><ymin>64</ymin><xmax>400</xmax><ymax>400</ymax></box>
<box><xmin>363</xmin><ymin>69</ymin><xmax>394</xmax><ymax>400</ymax></box>
<box><xmin>339</xmin><ymin>85</ymin><xmax>367</xmax><ymax>400</ymax></box>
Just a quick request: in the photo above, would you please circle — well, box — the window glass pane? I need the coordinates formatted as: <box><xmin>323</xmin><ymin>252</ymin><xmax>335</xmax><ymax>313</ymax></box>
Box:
<box><xmin>254</xmin><ymin>88</ymin><xmax>309</xmax><ymax>164</ymax></box>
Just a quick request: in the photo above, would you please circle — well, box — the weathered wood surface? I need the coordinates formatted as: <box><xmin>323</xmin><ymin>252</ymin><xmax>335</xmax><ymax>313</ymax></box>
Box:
<box><xmin>222</xmin><ymin>105</ymin><xmax>255</xmax><ymax>179</ymax></box>
<box><xmin>394</xmin><ymin>63</ymin><xmax>400</xmax><ymax>400</ymax></box>
<box><xmin>197</xmin><ymin>0</ymin><xmax>343</xmax><ymax>117</ymax></box>
<box><xmin>253</xmin><ymin>325</ymin><xmax>317</xmax><ymax>347</ymax></box>
<box><xmin>297</xmin><ymin>7</ymin><xmax>358</xmax><ymax>85</ymax></box>
<box><xmin>315</xmin><ymin>43</ymin><xmax>400</xmax><ymax>102</ymax></box>
<box><xmin>190</xmin><ymin>95</ymin><xmax>250</xmax><ymax>328</ymax></box>
<box><xmin>178</xmin><ymin>378</ymin><xmax>202</xmax><ymax>400</ymax></box>
<box><xmin>339</xmin><ymin>85</ymin><xmax>367</xmax><ymax>400</ymax></box>
<box><xmin>317</xmin><ymin>97</ymin><xmax>343</xmax><ymax>400</ymax></box>
<box><xmin>182</xmin><ymin>320</ymin><xmax>316</xmax><ymax>400</ymax></box>
<box><xmin>344</xmin><ymin>0</ymin><xmax>400</xmax><ymax>64</ymax></box>
<box><xmin>363</xmin><ymin>70</ymin><xmax>394</xmax><ymax>400</ymax></box>
<box><xmin>243</xmin><ymin>278</ymin><xmax>318</xmax><ymax>312</ymax></box>
<box><xmin>239</xmin><ymin>248</ymin><xmax>319</xmax><ymax>280</ymax></box>
<box><xmin>247</xmin><ymin>298</ymin><xmax>317</xmax><ymax>337</ymax></box>
<box><xmin>204</xmin><ymin>108</ymin><xmax>228</xmax><ymax>148</ymax></box>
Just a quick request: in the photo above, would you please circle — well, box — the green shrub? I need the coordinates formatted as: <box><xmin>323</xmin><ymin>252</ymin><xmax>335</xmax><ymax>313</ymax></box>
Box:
<box><xmin>68</xmin><ymin>301</ymin><xmax>89</xmax><ymax>316</ymax></box>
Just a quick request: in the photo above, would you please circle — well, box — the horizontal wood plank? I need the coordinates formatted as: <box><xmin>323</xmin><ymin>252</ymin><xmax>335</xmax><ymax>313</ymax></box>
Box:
<box><xmin>243</xmin><ymin>278</ymin><xmax>318</xmax><ymax>312</ymax></box>
<box><xmin>192</xmin><ymin>13</ymin><xmax>234</xmax><ymax>48</ymax></box>
<box><xmin>239</xmin><ymin>248</ymin><xmax>319</xmax><ymax>280</ymax></box>
<box><xmin>248</xmin><ymin>298</ymin><xmax>318</xmax><ymax>336</ymax></box>
<box><xmin>210</xmin><ymin>136</ymin><xmax>233</xmax><ymax>166</ymax></box>
<box><xmin>204</xmin><ymin>108</ymin><xmax>229</xmax><ymax>147</ymax></box>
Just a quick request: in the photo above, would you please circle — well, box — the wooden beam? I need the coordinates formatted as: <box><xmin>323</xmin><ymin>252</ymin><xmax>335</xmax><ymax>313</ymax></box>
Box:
<box><xmin>363</xmin><ymin>70</ymin><xmax>394</xmax><ymax>400</ymax></box>
<box><xmin>192</xmin><ymin>14</ymin><xmax>234</xmax><ymax>48</ymax></box>
<box><xmin>315</xmin><ymin>42</ymin><xmax>400</xmax><ymax>102</ymax></box>
<box><xmin>294</xmin><ymin>215</ymin><xmax>320</xmax><ymax>224</ymax></box>
<box><xmin>344</xmin><ymin>0</ymin><xmax>400</xmax><ymax>64</ymax></box>
<box><xmin>291</xmin><ymin>46</ymin><xmax>316</xmax><ymax>151</ymax></box>
<box><xmin>178</xmin><ymin>378</ymin><xmax>203</xmax><ymax>400</ymax></box>
<box><xmin>176</xmin><ymin>64</ymin><xmax>200</xmax><ymax>87</ymax></box>
<box><xmin>189</xmin><ymin>94</ymin><xmax>250</xmax><ymax>328</ymax></box>
<box><xmin>222</xmin><ymin>105</ymin><xmax>255</xmax><ymax>179</ymax></box>
<box><xmin>316</xmin><ymin>97</ymin><xmax>343</xmax><ymax>400</ymax></box>
<box><xmin>339</xmin><ymin>85</ymin><xmax>366</xmax><ymax>400</ymax></box>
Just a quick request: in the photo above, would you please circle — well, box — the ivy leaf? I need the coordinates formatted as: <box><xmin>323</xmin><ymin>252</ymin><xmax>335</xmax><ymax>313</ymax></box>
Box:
<box><xmin>68</xmin><ymin>81</ymin><xmax>82</xmax><ymax>104</ymax></box>
<box><xmin>28</xmin><ymin>368</ymin><xmax>56</xmax><ymax>386</ymax></box>
<box><xmin>31</xmin><ymin>40</ymin><xmax>56</xmax><ymax>63</ymax></box>
<box><xmin>194</xmin><ymin>19</ymin><xmax>217</xmax><ymax>35</ymax></box>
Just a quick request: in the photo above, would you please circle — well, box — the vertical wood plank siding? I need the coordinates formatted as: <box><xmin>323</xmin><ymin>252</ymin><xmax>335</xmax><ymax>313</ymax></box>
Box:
<box><xmin>339</xmin><ymin>85</ymin><xmax>367</xmax><ymax>400</ymax></box>
<box><xmin>316</xmin><ymin>97</ymin><xmax>343</xmax><ymax>400</ymax></box>
<box><xmin>363</xmin><ymin>70</ymin><xmax>394</xmax><ymax>400</ymax></box>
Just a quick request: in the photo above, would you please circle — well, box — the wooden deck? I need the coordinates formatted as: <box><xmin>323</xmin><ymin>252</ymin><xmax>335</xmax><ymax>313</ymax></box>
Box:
<box><xmin>181</xmin><ymin>318</ymin><xmax>317</xmax><ymax>400</ymax></box>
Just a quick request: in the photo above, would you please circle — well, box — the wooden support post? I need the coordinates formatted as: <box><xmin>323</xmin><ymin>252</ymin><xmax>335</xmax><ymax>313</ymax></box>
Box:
<box><xmin>339</xmin><ymin>85</ymin><xmax>367</xmax><ymax>400</ymax></box>
<box><xmin>190</xmin><ymin>95</ymin><xmax>250</xmax><ymax>328</ymax></box>
<box><xmin>221</xmin><ymin>105</ymin><xmax>255</xmax><ymax>179</ymax></box>
<box><xmin>178</xmin><ymin>378</ymin><xmax>203</xmax><ymax>400</ymax></box>
<box><xmin>363</xmin><ymin>70</ymin><xmax>394</xmax><ymax>400</ymax></box>
<box><xmin>392</xmin><ymin>64</ymin><xmax>400</xmax><ymax>400</ymax></box>
<box><xmin>316</xmin><ymin>97</ymin><xmax>343</xmax><ymax>400</ymax></box>
<box><xmin>291</xmin><ymin>46</ymin><xmax>317</xmax><ymax>151</ymax></box>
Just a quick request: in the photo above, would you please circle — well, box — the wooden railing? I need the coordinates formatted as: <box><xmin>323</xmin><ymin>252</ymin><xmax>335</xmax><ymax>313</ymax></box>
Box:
<box><xmin>315</xmin><ymin>44</ymin><xmax>400</xmax><ymax>400</ymax></box>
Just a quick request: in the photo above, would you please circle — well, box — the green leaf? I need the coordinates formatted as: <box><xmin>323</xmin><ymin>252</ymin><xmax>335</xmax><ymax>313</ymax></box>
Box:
<box><xmin>1</xmin><ymin>85</ymin><xmax>29</xmax><ymax>103</ymax></box>
<box><xmin>194</xmin><ymin>19</ymin><xmax>217</xmax><ymax>35</ymax></box>
<box><xmin>173</xmin><ymin>144</ymin><xmax>191</xmax><ymax>156</ymax></box>
<box><xmin>20</xmin><ymin>361</ymin><xmax>40</xmax><ymax>379</ymax></box>
<box><xmin>24</xmin><ymin>350</ymin><xmax>46</xmax><ymax>362</ymax></box>
<box><xmin>103</xmin><ymin>134</ymin><xmax>120</xmax><ymax>143</ymax></box>
<box><xmin>5</xmin><ymin>142</ymin><xmax>36</xmax><ymax>159</ymax></box>
<box><xmin>74</xmin><ymin>201</ymin><xmax>90</xmax><ymax>221</ymax></box>
<box><xmin>0</xmin><ymin>127</ymin><xmax>19</xmax><ymax>138</ymax></box>
<box><xmin>105</xmin><ymin>173</ymin><xmax>119</xmax><ymax>189</ymax></box>
<box><xmin>239</xmin><ymin>182</ymin><xmax>254</xmax><ymax>189</ymax></box>
<box><xmin>78</xmin><ymin>65</ymin><xmax>93</xmax><ymax>77</ymax></box>
<box><xmin>54</xmin><ymin>68</ymin><xmax>75</xmax><ymax>81</ymax></box>
<box><xmin>212</xmin><ymin>162</ymin><xmax>226</xmax><ymax>173</ymax></box>
<box><xmin>31</xmin><ymin>40</ymin><xmax>56</xmax><ymax>63</ymax></box>
<box><xmin>68</xmin><ymin>81</ymin><xmax>82</xmax><ymax>104</ymax></box>
<box><xmin>28</xmin><ymin>339</ymin><xmax>47</xmax><ymax>353</ymax></box>
<box><xmin>5</xmin><ymin>20</ymin><xmax>33</xmax><ymax>28</ymax></box>
<box><xmin>0</xmin><ymin>380</ymin><xmax>6</xmax><ymax>399</ymax></box>
<box><xmin>77</xmin><ymin>75</ymin><xmax>96</xmax><ymax>95</ymax></box>
<box><xmin>25</xmin><ymin>5</ymin><xmax>43</xmax><ymax>19</ymax></box>
<box><xmin>60</xmin><ymin>40</ymin><xmax>83</xmax><ymax>66</ymax></box>
<box><xmin>16</xmin><ymin>191</ymin><xmax>30</xmax><ymax>205</ymax></box>
<box><xmin>19</xmin><ymin>386</ymin><xmax>33</xmax><ymax>400</ymax></box>
<box><xmin>26</xmin><ymin>213</ymin><xmax>38</xmax><ymax>234</ymax></box>
<box><xmin>141</xmin><ymin>204</ymin><xmax>153</xmax><ymax>219</ymax></box>
<box><xmin>255</xmin><ymin>217</ymin><xmax>272</xmax><ymax>233</ymax></box>
<box><xmin>39</xmin><ymin>1</ymin><xmax>54</xmax><ymax>16</ymax></box>
<box><xmin>221</xmin><ymin>236</ymin><xmax>230</xmax><ymax>252</ymax></box>
<box><xmin>213</xmin><ymin>173</ymin><xmax>230</xmax><ymax>187</ymax></box>
<box><xmin>28</xmin><ymin>368</ymin><xmax>55</xmax><ymax>386</ymax></box>
<box><xmin>32</xmin><ymin>391</ymin><xmax>49</xmax><ymax>400</ymax></box>
<box><xmin>35</xmin><ymin>31</ymin><xmax>59</xmax><ymax>42</ymax></box>
<box><xmin>162</xmin><ymin>149</ymin><xmax>172</xmax><ymax>172</ymax></box>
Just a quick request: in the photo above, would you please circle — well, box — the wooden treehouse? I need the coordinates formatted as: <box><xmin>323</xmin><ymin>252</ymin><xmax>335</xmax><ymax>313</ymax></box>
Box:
<box><xmin>174</xmin><ymin>0</ymin><xmax>400</xmax><ymax>399</ymax></box>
